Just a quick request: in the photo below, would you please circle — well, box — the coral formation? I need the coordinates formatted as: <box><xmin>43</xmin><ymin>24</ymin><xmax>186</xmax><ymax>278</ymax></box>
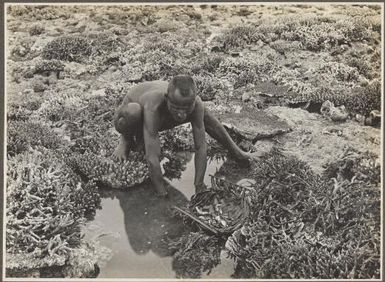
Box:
<box><xmin>159</xmin><ymin>124</ymin><xmax>195</xmax><ymax>152</ymax></box>
<box><xmin>67</xmin><ymin>151</ymin><xmax>149</xmax><ymax>189</ymax></box>
<box><xmin>34</xmin><ymin>60</ymin><xmax>65</xmax><ymax>78</ymax></box>
<box><xmin>29</xmin><ymin>24</ymin><xmax>45</xmax><ymax>36</ymax></box>
<box><xmin>42</xmin><ymin>36</ymin><xmax>92</xmax><ymax>62</ymax></box>
<box><xmin>8</xmin><ymin>5</ymin><xmax>71</xmax><ymax>20</ymax></box>
<box><xmin>7</xmin><ymin>121</ymin><xmax>62</xmax><ymax>156</ymax></box>
<box><xmin>170</xmin><ymin>232</ymin><xmax>222</xmax><ymax>278</ymax></box>
<box><xmin>194</xmin><ymin>75</ymin><xmax>229</xmax><ymax>101</ymax></box>
<box><xmin>6</xmin><ymin>149</ymin><xmax>101</xmax><ymax>275</ymax></box>
<box><xmin>224</xmin><ymin>149</ymin><xmax>380</xmax><ymax>278</ymax></box>
<box><xmin>6</xmin><ymin>4</ymin><xmax>381</xmax><ymax>279</ymax></box>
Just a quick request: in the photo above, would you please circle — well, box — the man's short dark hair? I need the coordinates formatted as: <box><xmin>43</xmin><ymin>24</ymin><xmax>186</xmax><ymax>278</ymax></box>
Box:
<box><xmin>168</xmin><ymin>75</ymin><xmax>197</xmax><ymax>97</ymax></box>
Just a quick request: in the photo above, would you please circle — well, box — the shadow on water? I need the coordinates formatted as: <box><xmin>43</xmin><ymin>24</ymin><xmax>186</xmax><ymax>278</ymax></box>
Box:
<box><xmin>84</xmin><ymin>152</ymin><xmax>235</xmax><ymax>278</ymax></box>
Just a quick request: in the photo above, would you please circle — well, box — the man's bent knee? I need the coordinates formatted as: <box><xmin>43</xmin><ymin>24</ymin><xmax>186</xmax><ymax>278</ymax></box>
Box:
<box><xmin>114</xmin><ymin>103</ymin><xmax>143</xmax><ymax>134</ymax></box>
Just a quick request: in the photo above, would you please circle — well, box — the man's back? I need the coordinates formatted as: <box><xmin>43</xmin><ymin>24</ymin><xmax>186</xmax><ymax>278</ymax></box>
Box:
<box><xmin>126</xmin><ymin>81</ymin><xmax>169</xmax><ymax>106</ymax></box>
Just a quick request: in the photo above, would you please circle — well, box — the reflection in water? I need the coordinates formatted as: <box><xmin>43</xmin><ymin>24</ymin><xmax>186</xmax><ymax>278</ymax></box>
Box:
<box><xmin>117</xmin><ymin>183</ymin><xmax>189</xmax><ymax>258</ymax></box>
<box><xmin>162</xmin><ymin>151</ymin><xmax>193</xmax><ymax>181</ymax></box>
<box><xmin>84</xmin><ymin>153</ymin><xmax>234</xmax><ymax>278</ymax></box>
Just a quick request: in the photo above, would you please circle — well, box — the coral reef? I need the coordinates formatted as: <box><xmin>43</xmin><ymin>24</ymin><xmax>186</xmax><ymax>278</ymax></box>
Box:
<box><xmin>224</xmin><ymin>149</ymin><xmax>380</xmax><ymax>278</ymax></box>
<box><xmin>194</xmin><ymin>75</ymin><xmax>229</xmax><ymax>101</ymax></box>
<box><xmin>159</xmin><ymin>124</ymin><xmax>195</xmax><ymax>152</ymax></box>
<box><xmin>226</xmin><ymin>220</ymin><xmax>379</xmax><ymax>278</ymax></box>
<box><xmin>6</xmin><ymin>4</ymin><xmax>381</xmax><ymax>279</ymax></box>
<box><xmin>42</xmin><ymin>36</ymin><xmax>92</xmax><ymax>63</ymax></box>
<box><xmin>212</xmin><ymin>25</ymin><xmax>259</xmax><ymax>51</ymax></box>
<box><xmin>345</xmin><ymin>79</ymin><xmax>381</xmax><ymax>116</ymax></box>
<box><xmin>66</xmin><ymin>150</ymin><xmax>149</xmax><ymax>189</ymax></box>
<box><xmin>10</xmin><ymin>38</ymin><xmax>36</xmax><ymax>61</ymax></box>
<box><xmin>6</xmin><ymin>241</ymin><xmax>110</xmax><ymax>278</ymax></box>
<box><xmin>170</xmin><ymin>232</ymin><xmax>222</xmax><ymax>278</ymax></box>
<box><xmin>8</xmin><ymin>5</ymin><xmax>71</xmax><ymax>20</ymax></box>
<box><xmin>6</xmin><ymin>149</ymin><xmax>102</xmax><ymax>275</ymax></box>
<box><xmin>29</xmin><ymin>24</ymin><xmax>45</xmax><ymax>36</ymax></box>
<box><xmin>162</xmin><ymin>151</ymin><xmax>190</xmax><ymax>180</ymax></box>
<box><xmin>7</xmin><ymin>121</ymin><xmax>62</xmax><ymax>156</ymax></box>
<box><xmin>34</xmin><ymin>60</ymin><xmax>65</xmax><ymax>78</ymax></box>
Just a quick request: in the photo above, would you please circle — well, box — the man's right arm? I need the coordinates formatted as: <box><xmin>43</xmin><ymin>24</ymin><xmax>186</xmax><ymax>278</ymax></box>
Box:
<box><xmin>143</xmin><ymin>107</ymin><xmax>167</xmax><ymax>196</ymax></box>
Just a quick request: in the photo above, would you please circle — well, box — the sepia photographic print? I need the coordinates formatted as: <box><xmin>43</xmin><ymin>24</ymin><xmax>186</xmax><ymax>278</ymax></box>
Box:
<box><xmin>2</xmin><ymin>2</ymin><xmax>383</xmax><ymax>280</ymax></box>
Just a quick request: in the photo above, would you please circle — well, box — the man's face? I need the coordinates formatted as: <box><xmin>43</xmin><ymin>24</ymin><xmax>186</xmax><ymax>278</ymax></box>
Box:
<box><xmin>166</xmin><ymin>88</ymin><xmax>196</xmax><ymax>123</ymax></box>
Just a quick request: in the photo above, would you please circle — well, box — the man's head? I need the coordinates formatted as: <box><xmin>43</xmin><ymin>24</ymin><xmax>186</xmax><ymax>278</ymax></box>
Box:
<box><xmin>166</xmin><ymin>75</ymin><xmax>197</xmax><ymax>122</ymax></box>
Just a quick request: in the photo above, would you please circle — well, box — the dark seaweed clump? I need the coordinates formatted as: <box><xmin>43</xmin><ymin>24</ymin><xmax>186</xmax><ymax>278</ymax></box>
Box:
<box><xmin>170</xmin><ymin>232</ymin><xmax>222</xmax><ymax>279</ymax></box>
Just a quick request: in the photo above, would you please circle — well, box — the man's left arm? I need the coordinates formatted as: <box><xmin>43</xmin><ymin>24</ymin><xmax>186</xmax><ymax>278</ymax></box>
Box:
<box><xmin>191</xmin><ymin>98</ymin><xmax>207</xmax><ymax>192</ymax></box>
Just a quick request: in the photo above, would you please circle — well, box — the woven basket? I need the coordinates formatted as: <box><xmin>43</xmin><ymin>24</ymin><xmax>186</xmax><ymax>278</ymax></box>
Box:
<box><xmin>175</xmin><ymin>176</ymin><xmax>253</xmax><ymax>235</ymax></box>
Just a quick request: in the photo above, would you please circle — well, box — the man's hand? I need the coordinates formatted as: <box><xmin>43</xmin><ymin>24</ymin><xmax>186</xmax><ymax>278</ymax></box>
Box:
<box><xmin>112</xmin><ymin>136</ymin><xmax>131</xmax><ymax>162</ymax></box>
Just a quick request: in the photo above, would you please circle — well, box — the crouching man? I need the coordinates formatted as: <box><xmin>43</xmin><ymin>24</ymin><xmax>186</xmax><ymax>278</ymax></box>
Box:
<box><xmin>113</xmin><ymin>75</ymin><xmax>252</xmax><ymax>197</ymax></box>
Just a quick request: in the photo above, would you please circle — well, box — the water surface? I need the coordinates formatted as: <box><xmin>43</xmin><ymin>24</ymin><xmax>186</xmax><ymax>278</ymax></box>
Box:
<box><xmin>84</xmin><ymin>153</ymin><xmax>236</xmax><ymax>278</ymax></box>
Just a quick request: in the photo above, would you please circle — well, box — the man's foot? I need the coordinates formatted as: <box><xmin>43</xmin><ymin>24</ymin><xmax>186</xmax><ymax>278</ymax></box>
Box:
<box><xmin>244</xmin><ymin>151</ymin><xmax>263</xmax><ymax>161</ymax></box>
<box><xmin>112</xmin><ymin>137</ymin><xmax>130</xmax><ymax>162</ymax></box>
<box><xmin>234</xmin><ymin>151</ymin><xmax>262</xmax><ymax>166</ymax></box>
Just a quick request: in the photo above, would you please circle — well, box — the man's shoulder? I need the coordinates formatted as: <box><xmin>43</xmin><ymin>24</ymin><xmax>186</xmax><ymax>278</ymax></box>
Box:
<box><xmin>130</xmin><ymin>81</ymin><xmax>167</xmax><ymax>97</ymax></box>
<box><xmin>137</xmin><ymin>81</ymin><xmax>167</xmax><ymax>107</ymax></box>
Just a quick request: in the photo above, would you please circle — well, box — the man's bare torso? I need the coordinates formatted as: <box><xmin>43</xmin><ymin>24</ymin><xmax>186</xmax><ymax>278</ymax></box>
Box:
<box><xmin>123</xmin><ymin>81</ymin><xmax>197</xmax><ymax>131</ymax></box>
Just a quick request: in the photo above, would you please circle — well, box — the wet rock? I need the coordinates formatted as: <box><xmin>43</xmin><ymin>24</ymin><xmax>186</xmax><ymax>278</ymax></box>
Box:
<box><xmin>31</xmin><ymin>78</ymin><xmax>47</xmax><ymax>92</ymax></box>
<box><xmin>122</xmin><ymin>65</ymin><xmax>143</xmax><ymax>82</ymax></box>
<box><xmin>154</xmin><ymin>19</ymin><xmax>180</xmax><ymax>33</ymax></box>
<box><xmin>253</xmin><ymin>140</ymin><xmax>275</xmax><ymax>156</ymax></box>
<box><xmin>355</xmin><ymin>114</ymin><xmax>366</xmax><ymax>124</ymax></box>
<box><xmin>22</xmin><ymin>88</ymin><xmax>34</xmax><ymax>95</ymax></box>
<box><xmin>322</xmin><ymin>127</ymin><xmax>343</xmax><ymax>137</ymax></box>
<box><xmin>64</xmin><ymin>62</ymin><xmax>88</xmax><ymax>78</ymax></box>
<box><xmin>365</xmin><ymin>110</ymin><xmax>381</xmax><ymax>127</ymax></box>
<box><xmin>90</xmin><ymin>88</ymin><xmax>106</xmax><ymax>97</ymax></box>
<box><xmin>320</xmin><ymin>100</ymin><xmax>348</xmax><ymax>122</ymax></box>
<box><xmin>241</xmin><ymin>92</ymin><xmax>251</xmax><ymax>102</ymax></box>
<box><xmin>236</xmin><ymin>178</ymin><xmax>256</xmax><ymax>188</ymax></box>
<box><xmin>238</xmin><ymin>139</ymin><xmax>254</xmax><ymax>152</ymax></box>
<box><xmin>218</xmin><ymin>108</ymin><xmax>291</xmax><ymax>142</ymax></box>
<box><xmin>126</xmin><ymin>72</ymin><xmax>142</xmax><ymax>82</ymax></box>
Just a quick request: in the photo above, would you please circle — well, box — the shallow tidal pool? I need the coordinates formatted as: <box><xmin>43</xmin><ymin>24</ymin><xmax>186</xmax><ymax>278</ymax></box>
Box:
<box><xmin>83</xmin><ymin>152</ymin><xmax>236</xmax><ymax>278</ymax></box>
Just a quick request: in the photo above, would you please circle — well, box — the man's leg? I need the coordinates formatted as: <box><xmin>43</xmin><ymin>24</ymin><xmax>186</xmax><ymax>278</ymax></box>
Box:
<box><xmin>113</xmin><ymin>101</ymin><xmax>143</xmax><ymax>161</ymax></box>
<box><xmin>203</xmin><ymin>107</ymin><xmax>249</xmax><ymax>162</ymax></box>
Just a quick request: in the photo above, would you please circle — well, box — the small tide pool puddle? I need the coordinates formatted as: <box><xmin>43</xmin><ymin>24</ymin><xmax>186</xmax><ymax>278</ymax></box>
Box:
<box><xmin>83</xmin><ymin>152</ymin><xmax>236</xmax><ymax>278</ymax></box>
